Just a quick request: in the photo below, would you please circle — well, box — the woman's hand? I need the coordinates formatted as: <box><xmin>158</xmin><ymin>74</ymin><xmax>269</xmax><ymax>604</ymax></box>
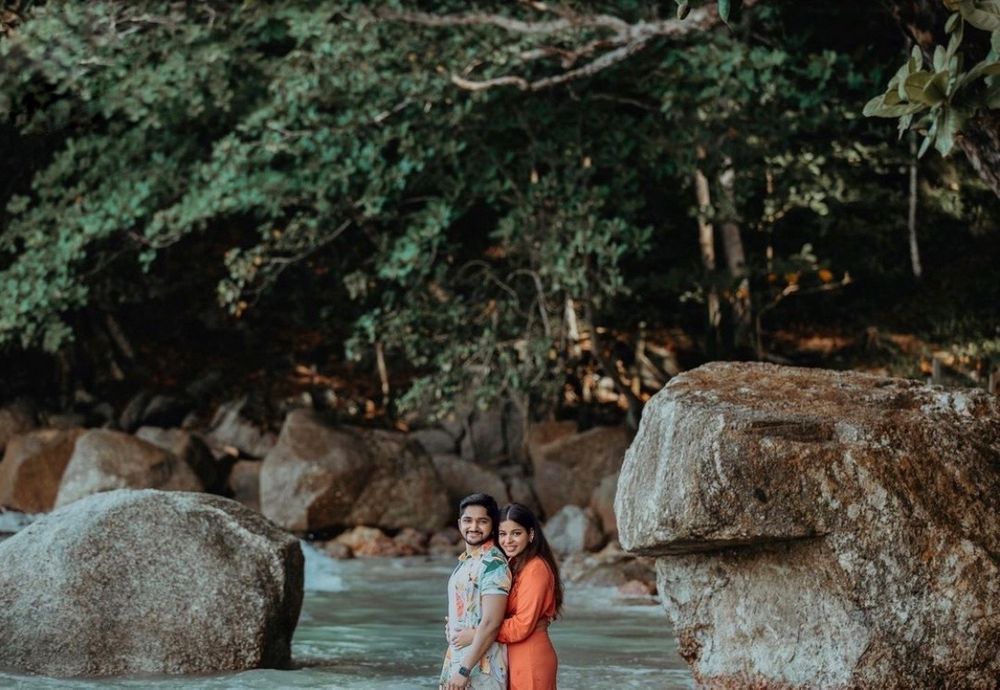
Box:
<box><xmin>450</xmin><ymin>626</ymin><xmax>477</xmax><ymax>648</ymax></box>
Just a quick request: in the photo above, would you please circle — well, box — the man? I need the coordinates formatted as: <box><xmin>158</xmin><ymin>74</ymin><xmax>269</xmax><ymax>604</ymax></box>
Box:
<box><xmin>440</xmin><ymin>493</ymin><xmax>511</xmax><ymax>690</ymax></box>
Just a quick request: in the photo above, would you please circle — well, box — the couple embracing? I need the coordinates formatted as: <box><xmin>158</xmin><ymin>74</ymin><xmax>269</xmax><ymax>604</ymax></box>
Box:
<box><xmin>439</xmin><ymin>493</ymin><xmax>563</xmax><ymax>690</ymax></box>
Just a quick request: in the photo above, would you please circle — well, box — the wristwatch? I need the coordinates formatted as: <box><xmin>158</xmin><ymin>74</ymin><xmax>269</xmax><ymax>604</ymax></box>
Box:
<box><xmin>458</xmin><ymin>665</ymin><xmax>472</xmax><ymax>678</ymax></box>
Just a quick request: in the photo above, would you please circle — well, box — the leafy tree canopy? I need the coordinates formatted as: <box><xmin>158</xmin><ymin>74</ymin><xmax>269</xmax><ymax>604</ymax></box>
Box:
<box><xmin>1</xmin><ymin>1</ymin><xmax>997</xmax><ymax>417</ymax></box>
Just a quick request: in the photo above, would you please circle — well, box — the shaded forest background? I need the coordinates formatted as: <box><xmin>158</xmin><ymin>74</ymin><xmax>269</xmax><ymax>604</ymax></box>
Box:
<box><xmin>0</xmin><ymin>0</ymin><xmax>998</xmax><ymax>429</ymax></box>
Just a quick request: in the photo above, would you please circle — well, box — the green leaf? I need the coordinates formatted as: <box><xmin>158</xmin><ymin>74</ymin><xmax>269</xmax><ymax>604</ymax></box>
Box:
<box><xmin>960</xmin><ymin>59</ymin><xmax>1000</xmax><ymax>87</ymax></box>
<box><xmin>985</xmin><ymin>80</ymin><xmax>1000</xmax><ymax>107</ymax></box>
<box><xmin>862</xmin><ymin>92</ymin><xmax>927</xmax><ymax>117</ymax></box>
<box><xmin>934</xmin><ymin>45</ymin><xmax>947</xmax><ymax>72</ymax></box>
<box><xmin>934</xmin><ymin>107</ymin><xmax>963</xmax><ymax>156</ymax></box>
<box><xmin>903</xmin><ymin>72</ymin><xmax>936</xmax><ymax>104</ymax></box>
<box><xmin>945</xmin><ymin>12</ymin><xmax>961</xmax><ymax>33</ymax></box>
<box><xmin>946</xmin><ymin>19</ymin><xmax>965</xmax><ymax>59</ymax></box>
<box><xmin>918</xmin><ymin>132</ymin><xmax>934</xmax><ymax>158</ymax></box>
<box><xmin>718</xmin><ymin>0</ymin><xmax>732</xmax><ymax>24</ymax></box>
<box><xmin>922</xmin><ymin>70</ymin><xmax>950</xmax><ymax>104</ymax></box>
<box><xmin>897</xmin><ymin>112</ymin><xmax>915</xmax><ymax>139</ymax></box>
<box><xmin>959</xmin><ymin>0</ymin><xmax>1000</xmax><ymax>32</ymax></box>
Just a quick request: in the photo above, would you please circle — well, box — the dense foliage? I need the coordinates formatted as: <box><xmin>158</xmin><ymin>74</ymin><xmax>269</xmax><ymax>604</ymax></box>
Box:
<box><xmin>1</xmin><ymin>1</ymin><xmax>997</xmax><ymax>418</ymax></box>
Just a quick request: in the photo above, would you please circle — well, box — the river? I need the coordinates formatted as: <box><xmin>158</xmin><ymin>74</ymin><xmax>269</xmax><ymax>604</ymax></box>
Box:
<box><xmin>0</xmin><ymin>514</ymin><xmax>693</xmax><ymax>689</ymax></box>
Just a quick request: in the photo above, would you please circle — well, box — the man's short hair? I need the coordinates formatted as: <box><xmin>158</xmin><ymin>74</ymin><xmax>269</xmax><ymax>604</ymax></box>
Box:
<box><xmin>458</xmin><ymin>493</ymin><xmax>500</xmax><ymax>539</ymax></box>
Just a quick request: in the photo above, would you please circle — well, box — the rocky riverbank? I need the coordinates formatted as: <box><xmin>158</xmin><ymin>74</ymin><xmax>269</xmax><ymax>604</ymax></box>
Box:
<box><xmin>0</xmin><ymin>392</ymin><xmax>653</xmax><ymax>593</ymax></box>
<box><xmin>8</xmin><ymin>361</ymin><xmax>994</xmax><ymax>686</ymax></box>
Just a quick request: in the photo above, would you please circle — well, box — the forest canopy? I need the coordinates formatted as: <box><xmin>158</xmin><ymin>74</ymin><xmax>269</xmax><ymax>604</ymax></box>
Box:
<box><xmin>1</xmin><ymin>1</ymin><xmax>998</xmax><ymax>420</ymax></box>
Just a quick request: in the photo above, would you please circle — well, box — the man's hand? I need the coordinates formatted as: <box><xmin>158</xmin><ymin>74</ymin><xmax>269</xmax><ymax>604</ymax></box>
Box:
<box><xmin>450</xmin><ymin>627</ymin><xmax>476</xmax><ymax>648</ymax></box>
<box><xmin>445</xmin><ymin>671</ymin><xmax>471</xmax><ymax>689</ymax></box>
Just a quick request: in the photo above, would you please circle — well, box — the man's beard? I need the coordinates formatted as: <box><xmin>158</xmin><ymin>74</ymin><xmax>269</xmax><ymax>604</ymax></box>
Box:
<box><xmin>463</xmin><ymin>530</ymin><xmax>487</xmax><ymax>546</ymax></box>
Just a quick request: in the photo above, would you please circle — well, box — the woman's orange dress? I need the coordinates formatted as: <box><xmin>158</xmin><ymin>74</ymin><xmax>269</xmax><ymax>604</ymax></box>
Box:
<box><xmin>496</xmin><ymin>556</ymin><xmax>558</xmax><ymax>690</ymax></box>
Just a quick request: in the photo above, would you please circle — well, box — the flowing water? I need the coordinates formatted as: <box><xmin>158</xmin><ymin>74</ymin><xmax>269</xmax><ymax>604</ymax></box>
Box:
<box><xmin>0</xmin><ymin>518</ymin><xmax>693</xmax><ymax>690</ymax></box>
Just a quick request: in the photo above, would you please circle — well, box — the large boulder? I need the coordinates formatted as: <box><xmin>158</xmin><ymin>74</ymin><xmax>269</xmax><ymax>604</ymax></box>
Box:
<box><xmin>524</xmin><ymin>420</ymin><xmax>576</xmax><ymax>466</ymax></box>
<box><xmin>207</xmin><ymin>397</ymin><xmax>277</xmax><ymax>458</ymax></box>
<box><xmin>505</xmin><ymin>468</ymin><xmax>543</xmax><ymax>518</ymax></box>
<box><xmin>0</xmin><ymin>428</ymin><xmax>84</xmax><ymax>513</ymax></box>
<box><xmin>0</xmin><ymin>401</ymin><xmax>36</xmax><ymax>452</ymax></box>
<box><xmin>119</xmin><ymin>391</ymin><xmax>192</xmax><ymax>432</ymax></box>
<box><xmin>411</xmin><ymin>427</ymin><xmax>459</xmax><ymax>456</ymax></box>
<box><xmin>55</xmin><ymin>430</ymin><xmax>204</xmax><ymax>508</ymax></box>
<box><xmin>227</xmin><ymin>459</ymin><xmax>262</xmax><ymax>512</ymax></box>
<box><xmin>0</xmin><ymin>489</ymin><xmax>303</xmax><ymax>677</ymax></box>
<box><xmin>544</xmin><ymin>504</ymin><xmax>605</xmax><ymax>555</ymax></box>
<box><xmin>135</xmin><ymin>426</ymin><xmax>224</xmax><ymax>492</ymax></box>
<box><xmin>531</xmin><ymin>424</ymin><xmax>629</xmax><ymax>518</ymax></box>
<box><xmin>431</xmin><ymin>453</ymin><xmax>509</xmax><ymax>506</ymax></box>
<box><xmin>260</xmin><ymin>410</ymin><xmax>450</xmax><ymax>533</ymax></box>
<box><xmin>458</xmin><ymin>401</ymin><xmax>524</xmax><ymax>466</ymax></box>
<box><xmin>560</xmin><ymin>542</ymin><xmax>657</xmax><ymax>591</ymax></box>
<box><xmin>616</xmin><ymin>362</ymin><xmax>1000</xmax><ymax>689</ymax></box>
<box><xmin>589</xmin><ymin>472</ymin><xmax>619</xmax><ymax>539</ymax></box>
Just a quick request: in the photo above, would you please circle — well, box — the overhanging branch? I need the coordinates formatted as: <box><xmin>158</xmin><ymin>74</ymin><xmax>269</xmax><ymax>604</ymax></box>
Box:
<box><xmin>378</xmin><ymin>2</ymin><xmax>756</xmax><ymax>92</ymax></box>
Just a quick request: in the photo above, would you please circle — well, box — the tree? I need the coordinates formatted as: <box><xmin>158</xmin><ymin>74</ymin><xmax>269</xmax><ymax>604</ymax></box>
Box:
<box><xmin>0</xmin><ymin>1</ymin><xmax>996</xmax><ymax>416</ymax></box>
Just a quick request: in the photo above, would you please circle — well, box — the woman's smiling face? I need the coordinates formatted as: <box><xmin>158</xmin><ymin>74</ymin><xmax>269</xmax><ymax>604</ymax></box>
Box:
<box><xmin>498</xmin><ymin>519</ymin><xmax>531</xmax><ymax>558</ymax></box>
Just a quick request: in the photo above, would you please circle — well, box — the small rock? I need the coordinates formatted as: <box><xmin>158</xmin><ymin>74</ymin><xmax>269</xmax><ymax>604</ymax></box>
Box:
<box><xmin>0</xmin><ymin>429</ymin><xmax>85</xmax><ymax>513</ymax></box>
<box><xmin>0</xmin><ymin>402</ymin><xmax>36</xmax><ymax>452</ymax></box>
<box><xmin>227</xmin><ymin>460</ymin><xmax>262</xmax><ymax>512</ymax></box>
<box><xmin>208</xmin><ymin>397</ymin><xmax>277</xmax><ymax>459</ymax></box>
<box><xmin>429</xmin><ymin>527</ymin><xmax>463</xmax><ymax>557</ymax></box>
<box><xmin>393</xmin><ymin>527</ymin><xmax>429</xmax><ymax>556</ymax></box>
<box><xmin>544</xmin><ymin>505</ymin><xmax>604</xmax><ymax>555</ymax></box>
<box><xmin>334</xmin><ymin>526</ymin><xmax>397</xmax><ymax>557</ymax></box>
<box><xmin>618</xmin><ymin>579</ymin><xmax>656</xmax><ymax>597</ymax></box>
<box><xmin>322</xmin><ymin>541</ymin><xmax>354</xmax><ymax>559</ymax></box>
<box><xmin>44</xmin><ymin>413</ymin><xmax>88</xmax><ymax>430</ymax></box>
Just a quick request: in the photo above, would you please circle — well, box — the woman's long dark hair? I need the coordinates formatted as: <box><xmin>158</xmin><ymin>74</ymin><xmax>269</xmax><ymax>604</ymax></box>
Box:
<box><xmin>498</xmin><ymin>503</ymin><xmax>564</xmax><ymax>618</ymax></box>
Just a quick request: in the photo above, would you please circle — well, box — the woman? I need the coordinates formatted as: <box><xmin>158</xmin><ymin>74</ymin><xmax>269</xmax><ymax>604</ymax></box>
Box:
<box><xmin>451</xmin><ymin>503</ymin><xmax>563</xmax><ymax>690</ymax></box>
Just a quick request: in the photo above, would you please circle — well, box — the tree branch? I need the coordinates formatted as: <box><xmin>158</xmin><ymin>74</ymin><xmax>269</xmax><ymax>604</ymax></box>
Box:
<box><xmin>378</xmin><ymin>2</ymin><xmax>756</xmax><ymax>93</ymax></box>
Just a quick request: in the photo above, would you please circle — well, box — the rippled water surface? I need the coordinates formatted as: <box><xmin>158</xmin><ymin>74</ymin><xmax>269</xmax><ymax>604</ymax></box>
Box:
<box><xmin>1</xmin><ymin>540</ymin><xmax>693</xmax><ymax>689</ymax></box>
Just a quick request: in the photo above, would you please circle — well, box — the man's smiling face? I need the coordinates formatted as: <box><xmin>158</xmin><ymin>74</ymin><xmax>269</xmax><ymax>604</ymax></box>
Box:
<box><xmin>458</xmin><ymin>504</ymin><xmax>492</xmax><ymax>547</ymax></box>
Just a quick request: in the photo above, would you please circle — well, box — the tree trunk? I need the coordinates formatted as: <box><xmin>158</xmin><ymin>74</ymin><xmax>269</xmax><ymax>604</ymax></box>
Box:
<box><xmin>718</xmin><ymin>159</ymin><xmax>752</xmax><ymax>350</ymax></box>
<box><xmin>694</xmin><ymin>147</ymin><xmax>721</xmax><ymax>354</ymax></box>
<box><xmin>908</xmin><ymin>132</ymin><xmax>923</xmax><ymax>279</ymax></box>
<box><xmin>956</xmin><ymin>110</ymin><xmax>1000</xmax><ymax>198</ymax></box>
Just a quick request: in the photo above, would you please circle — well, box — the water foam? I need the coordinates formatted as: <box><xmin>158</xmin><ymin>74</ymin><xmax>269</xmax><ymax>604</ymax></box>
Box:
<box><xmin>301</xmin><ymin>542</ymin><xmax>346</xmax><ymax>592</ymax></box>
<box><xmin>0</xmin><ymin>509</ymin><xmax>35</xmax><ymax>534</ymax></box>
